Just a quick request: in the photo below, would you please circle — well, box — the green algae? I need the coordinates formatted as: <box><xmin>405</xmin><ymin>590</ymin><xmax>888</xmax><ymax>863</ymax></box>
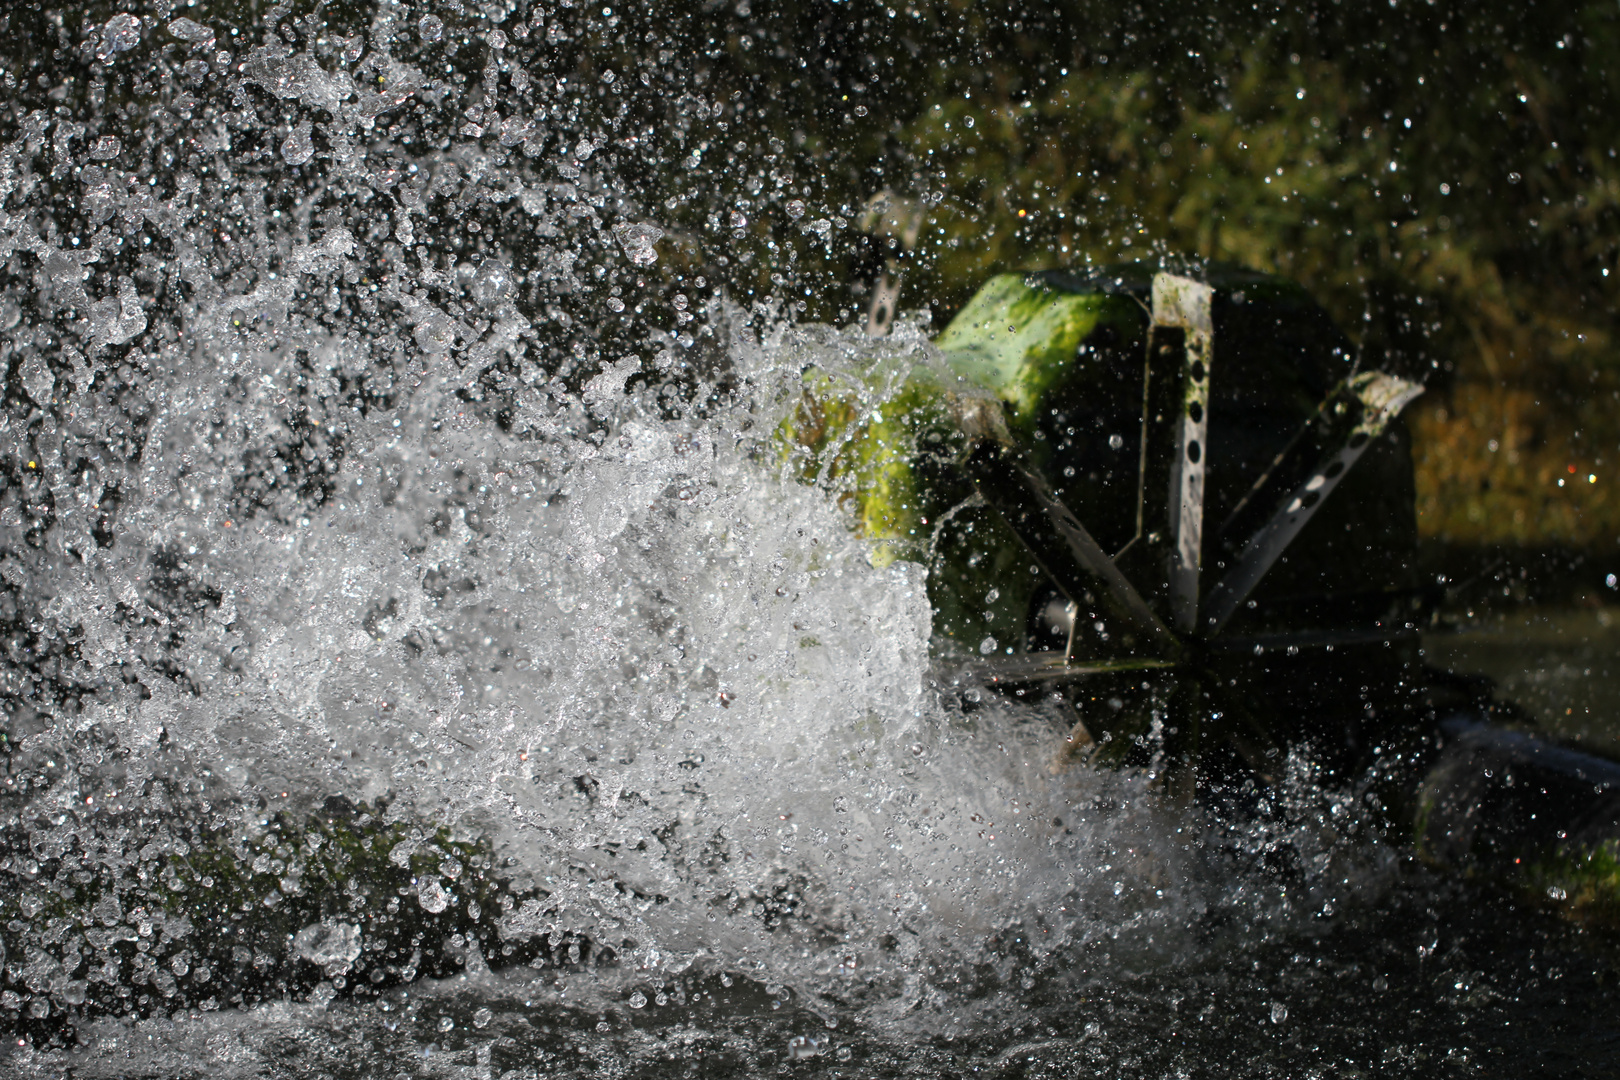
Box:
<box><xmin>773</xmin><ymin>275</ymin><xmax>1137</xmax><ymax>655</ymax></box>
<box><xmin>0</xmin><ymin>796</ymin><xmax>586</xmax><ymax>1039</ymax></box>
<box><xmin>932</xmin><ymin>274</ymin><xmax>1140</xmax><ymax>427</ymax></box>
<box><xmin>1525</xmin><ymin>841</ymin><xmax>1620</xmax><ymax>932</ymax></box>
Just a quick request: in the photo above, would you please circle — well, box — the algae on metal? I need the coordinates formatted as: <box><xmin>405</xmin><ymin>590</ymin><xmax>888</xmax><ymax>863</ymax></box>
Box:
<box><xmin>776</xmin><ymin>274</ymin><xmax>1136</xmax><ymax>655</ymax></box>
<box><xmin>930</xmin><ymin>274</ymin><xmax>1140</xmax><ymax>428</ymax></box>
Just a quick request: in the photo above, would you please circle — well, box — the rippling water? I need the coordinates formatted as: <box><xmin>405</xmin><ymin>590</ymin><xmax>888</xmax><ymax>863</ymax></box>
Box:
<box><xmin>0</xmin><ymin>2</ymin><xmax>1616</xmax><ymax>1075</ymax></box>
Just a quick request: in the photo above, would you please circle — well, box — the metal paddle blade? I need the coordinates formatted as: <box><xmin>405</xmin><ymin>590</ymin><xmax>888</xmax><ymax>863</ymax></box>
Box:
<box><xmin>1201</xmin><ymin>371</ymin><xmax>1424</xmax><ymax>634</ymax></box>
<box><xmin>964</xmin><ymin>652</ymin><xmax>1179</xmax><ymax>687</ymax></box>
<box><xmin>964</xmin><ymin>439</ymin><xmax>1180</xmax><ymax>658</ymax></box>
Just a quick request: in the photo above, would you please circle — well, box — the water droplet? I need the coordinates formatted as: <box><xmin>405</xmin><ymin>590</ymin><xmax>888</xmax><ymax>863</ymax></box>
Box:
<box><xmin>167</xmin><ymin>17</ymin><xmax>215</xmax><ymax>47</ymax></box>
<box><xmin>90</xmin><ymin>136</ymin><xmax>122</xmax><ymax>161</ymax></box>
<box><xmin>92</xmin><ymin>279</ymin><xmax>147</xmax><ymax>346</ymax></box>
<box><xmin>472</xmin><ymin>260</ymin><xmax>512</xmax><ymax>306</ymax></box>
<box><xmin>627</xmin><ymin>991</ymin><xmax>647</xmax><ymax>1008</ymax></box>
<box><xmin>419</xmin><ymin>15</ymin><xmax>445</xmax><ymax>43</ymax></box>
<box><xmin>102</xmin><ymin>13</ymin><xmax>142</xmax><ymax>55</ymax></box>
<box><xmin>281</xmin><ymin>121</ymin><xmax>314</xmax><ymax>166</ymax></box>
<box><xmin>293</xmin><ymin>921</ymin><xmax>362</xmax><ymax>966</ymax></box>
<box><xmin>437</xmin><ymin>1015</ymin><xmax>454</xmax><ymax>1032</ymax></box>
<box><xmin>417</xmin><ymin>878</ymin><xmax>449</xmax><ymax>913</ymax></box>
<box><xmin>614</xmin><ymin>222</ymin><xmax>664</xmax><ymax>267</ymax></box>
<box><xmin>472</xmin><ymin>1006</ymin><xmax>493</xmax><ymax>1028</ymax></box>
<box><xmin>978</xmin><ymin>636</ymin><xmax>997</xmax><ymax>655</ymax></box>
<box><xmin>414</xmin><ymin>314</ymin><xmax>456</xmax><ymax>354</ymax></box>
<box><xmin>729</xmin><ymin>210</ymin><xmax>748</xmax><ymax>229</ymax></box>
<box><xmin>1269</xmin><ymin>1001</ymin><xmax>1288</xmax><ymax>1025</ymax></box>
<box><xmin>340</xmin><ymin>35</ymin><xmax>364</xmax><ymax>63</ymax></box>
<box><xmin>607</xmin><ymin>297</ymin><xmax>625</xmax><ymax>312</ymax></box>
<box><xmin>786</xmin><ymin>199</ymin><xmax>806</xmax><ymax>219</ymax></box>
<box><xmin>787</xmin><ymin>1035</ymin><xmax>822</xmax><ymax>1060</ymax></box>
<box><xmin>499</xmin><ymin>114</ymin><xmax>535</xmax><ymax>147</ymax></box>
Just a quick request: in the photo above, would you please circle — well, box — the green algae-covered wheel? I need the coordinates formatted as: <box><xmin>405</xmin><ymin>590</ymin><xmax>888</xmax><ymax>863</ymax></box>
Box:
<box><xmin>781</xmin><ymin>263</ymin><xmax>1426</xmax><ymax>784</ymax></box>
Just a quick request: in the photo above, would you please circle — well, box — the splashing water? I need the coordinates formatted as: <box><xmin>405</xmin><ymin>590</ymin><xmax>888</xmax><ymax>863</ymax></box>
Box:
<box><xmin>613</xmin><ymin>223</ymin><xmax>664</xmax><ymax>268</ymax></box>
<box><xmin>0</xmin><ymin>2</ymin><xmax>1418</xmax><ymax>1073</ymax></box>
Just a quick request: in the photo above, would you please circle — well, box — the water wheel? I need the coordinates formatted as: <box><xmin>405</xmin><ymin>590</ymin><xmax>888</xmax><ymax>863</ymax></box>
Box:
<box><xmin>781</xmin><ymin>264</ymin><xmax>1427</xmax><ymax>796</ymax></box>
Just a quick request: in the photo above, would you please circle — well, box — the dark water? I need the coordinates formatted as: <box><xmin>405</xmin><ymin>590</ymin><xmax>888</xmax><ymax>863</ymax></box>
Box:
<box><xmin>12</xmin><ymin>867</ymin><xmax>1619</xmax><ymax>1078</ymax></box>
<box><xmin>1425</xmin><ymin>606</ymin><xmax>1620</xmax><ymax>759</ymax></box>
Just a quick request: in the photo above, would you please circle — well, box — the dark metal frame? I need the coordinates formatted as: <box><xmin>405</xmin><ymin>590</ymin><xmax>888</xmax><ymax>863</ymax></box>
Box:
<box><xmin>960</xmin><ymin>272</ymin><xmax>1423</xmax><ymax>715</ymax></box>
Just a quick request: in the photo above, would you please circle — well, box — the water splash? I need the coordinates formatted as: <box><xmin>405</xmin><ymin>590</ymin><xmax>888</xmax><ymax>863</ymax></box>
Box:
<box><xmin>0</xmin><ymin>0</ymin><xmax>1401</xmax><ymax>1066</ymax></box>
<box><xmin>614</xmin><ymin>222</ymin><xmax>665</xmax><ymax>267</ymax></box>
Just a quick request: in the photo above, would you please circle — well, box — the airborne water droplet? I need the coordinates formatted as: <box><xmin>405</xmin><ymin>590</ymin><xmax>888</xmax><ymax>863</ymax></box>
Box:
<box><xmin>167</xmin><ymin>17</ymin><xmax>215</xmax><ymax>48</ymax></box>
<box><xmin>281</xmin><ymin>121</ymin><xmax>314</xmax><ymax>166</ymax></box>
<box><xmin>293</xmin><ymin>922</ymin><xmax>362</xmax><ymax>966</ymax></box>
<box><xmin>472</xmin><ymin>260</ymin><xmax>512</xmax><ymax>306</ymax></box>
<box><xmin>102</xmin><ymin>13</ymin><xmax>142</xmax><ymax>55</ymax></box>
<box><xmin>614</xmin><ymin>222</ymin><xmax>664</xmax><ymax>267</ymax></box>
<box><xmin>417</xmin><ymin>878</ymin><xmax>450</xmax><ymax>913</ymax></box>
<box><xmin>419</xmin><ymin>14</ymin><xmax>445</xmax><ymax>43</ymax></box>
<box><xmin>499</xmin><ymin>114</ymin><xmax>535</xmax><ymax>147</ymax></box>
<box><xmin>414</xmin><ymin>313</ymin><xmax>456</xmax><ymax>354</ymax></box>
<box><xmin>90</xmin><ymin>136</ymin><xmax>122</xmax><ymax>161</ymax></box>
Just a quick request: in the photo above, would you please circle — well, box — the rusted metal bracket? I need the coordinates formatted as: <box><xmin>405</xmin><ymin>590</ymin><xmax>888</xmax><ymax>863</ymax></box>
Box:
<box><xmin>1150</xmin><ymin>273</ymin><xmax>1215</xmax><ymax>635</ymax></box>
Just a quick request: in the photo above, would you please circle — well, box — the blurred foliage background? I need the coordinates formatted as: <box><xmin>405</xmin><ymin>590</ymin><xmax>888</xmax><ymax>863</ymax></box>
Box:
<box><xmin>616</xmin><ymin>0</ymin><xmax>1620</xmax><ymax>555</ymax></box>
<box><xmin>3</xmin><ymin>0</ymin><xmax>1617</xmax><ymax>554</ymax></box>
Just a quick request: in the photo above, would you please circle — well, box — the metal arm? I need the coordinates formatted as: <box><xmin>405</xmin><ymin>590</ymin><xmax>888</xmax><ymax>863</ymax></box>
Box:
<box><xmin>1200</xmin><ymin>371</ymin><xmax>1424</xmax><ymax>634</ymax></box>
